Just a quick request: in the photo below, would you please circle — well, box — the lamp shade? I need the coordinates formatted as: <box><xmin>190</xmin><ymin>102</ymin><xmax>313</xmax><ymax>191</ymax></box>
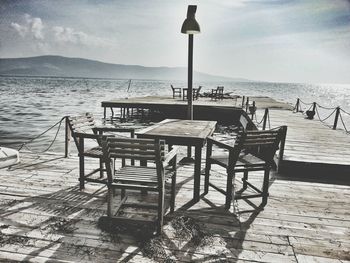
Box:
<box><xmin>181</xmin><ymin>5</ymin><xmax>200</xmax><ymax>34</ymax></box>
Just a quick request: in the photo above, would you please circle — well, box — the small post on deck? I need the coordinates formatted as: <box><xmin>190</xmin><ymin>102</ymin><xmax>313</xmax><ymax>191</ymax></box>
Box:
<box><xmin>333</xmin><ymin>107</ymin><xmax>340</xmax><ymax>130</ymax></box>
<box><xmin>64</xmin><ymin>116</ymin><xmax>71</xmax><ymax>158</ymax></box>
<box><xmin>295</xmin><ymin>98</ymin><xmax>300</xmax><ymax>112</ymax></box>
<box><xmin>262</xmin><ymin>108</ymin><xmax>269</xmax><ymax>130</ymax></box>
<box><xmin>242</xmin><ymin>96</ymin><xmax>245</xmax><ymax>108</ymax></box>
<box><xmin>312</xmin><ymin>102</ymin><xmax>316</xmax><ymax>112</ymax></box>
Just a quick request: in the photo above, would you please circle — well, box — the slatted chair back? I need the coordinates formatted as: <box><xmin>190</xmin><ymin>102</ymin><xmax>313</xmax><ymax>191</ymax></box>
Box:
<box><xmin>171</xmin><ymin>85</ymin><xmax>181</xmax><ymax>98</ymax></box>
<box><xmin>239</xmin><ymin>112</ymin><xmax>258</xmax><ymax>131</ymax></box>
<box><xmin>102</xmin><ymin>137</ymin><xmax>165</xmax><ymax>185</ymax></box>
<box><xmin>67</xmin><ymin>113</ymin><xmax>97</xmax><ymax>151</ymax></box>
<box><xmin>231</xmin><ymin>127</ymin><xmax>286</xmax><ymax>167</ymax></box>
<box><xmin>193</xmin><ymin>85</ymin><xmax>202</xmax><ymax>100</ymax></box>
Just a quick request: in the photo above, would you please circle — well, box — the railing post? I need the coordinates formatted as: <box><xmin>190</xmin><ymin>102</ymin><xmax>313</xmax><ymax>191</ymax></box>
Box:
<box><xmin>333</xmin><ymin>107</ymin><xmax>340</xmax><ymax>130</ymax></box>
<box><xmin>262</xmin><ymin>108</ymin><xmax>269</xmax><ymax>130</ymax></box>
<box><xmin>242</xmin><ymin>96</ymin><xmax>245</xmax><ymax>108</ymax></box>
<box><xmin>245</xmin><ymin>97</ymin><xmax>249</xmax><ymax>112</ymax></box>
<box><xmin>65</xmin><ymin>116</ymin><xmax>71</xmax><ymax>157</ymax></box>
<box><xmin>250</xmin><ymin>101</ymin><xmax>256</xmax><ymax>119</ymax></box>
<box><xmin>295</xmin><ymin>98</ymin><xmax>300</xmax><ymax>112</ymax></box>
<box><xmin>312</xmin><ymin>102</ymin><xmax>316</xmax><ymax>112</ymax></box>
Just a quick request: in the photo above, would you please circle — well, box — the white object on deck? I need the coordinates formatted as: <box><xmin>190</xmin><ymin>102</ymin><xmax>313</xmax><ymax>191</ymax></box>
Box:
<box><xmin>0</xmin><ymin>147</ymin><xmax>20</xmax><ymax>168</ymax></box>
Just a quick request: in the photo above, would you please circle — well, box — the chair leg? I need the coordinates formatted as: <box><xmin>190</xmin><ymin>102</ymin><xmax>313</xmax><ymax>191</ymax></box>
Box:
<box><xmin>157</xmin><ymin>187</ymin><xmax>165</xmax><ymax>235</ymax></box>
<box><xmin>204</xmin><ymin>161</ymin><xmax>211</xmax><ymax>195</ymax></box>
<box><xmin>99</xmin><ymin>158</ymin><xmax>104</xmax><ymax>178</ymax></box>
<box><xmin>242</xmin><ymin>170</ymin><xmax>248</xmax><ymax>190</ymax></box>
<box><xmin>107</xmin><ymin>187</ymin><xmax>113</xmax><ymax>217</ymax></box>
<box><xmin>170</xmin><ymin>171</ymin><xmax>176</xmax><ymax>213</ymax></box>
<box><xmin>225</xmin><ymin>171</ymin><xmax>234</xmax><ymax>210</ymax></box>
<box><xmin>79</xmin><ymin>155</ymin><xmax>85</xmax><ymax>190</ymax></box>
<box><xmin>261</xmin><ymin>168</ymin><xmax>270</xmax><ymax>207</ymax></box>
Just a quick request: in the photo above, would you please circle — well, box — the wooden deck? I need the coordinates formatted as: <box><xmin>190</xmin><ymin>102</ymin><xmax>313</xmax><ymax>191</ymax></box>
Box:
<box><xmin>101</xmin><ymin>96</ymin><xmax>292</xmax><ymax>124</ymax></box>
<box><xmin>255</xmin><ymin>109</ymin><xmax>350</xmax><ymax>176</ymax></box>
<box><xmin>0</xmin><ymin>149</ymin><xmax>349</xmax><ymax>262</ymax></box>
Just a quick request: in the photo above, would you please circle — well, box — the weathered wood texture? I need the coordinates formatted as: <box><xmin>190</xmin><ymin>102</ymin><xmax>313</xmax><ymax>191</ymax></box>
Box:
<box><xmin>101</xmin><ymin>96</ymin><xmax>292</xmax><ymax>124</ymax></box>
<box><xmin>255</xmin><ymin>109</ymin><xmax>350</xmax><ymax>175</ymax></box>
<box><xmin>0</xmin><ymin>149</ymin><xmax>349</xmax><ymax>262</ymax></box>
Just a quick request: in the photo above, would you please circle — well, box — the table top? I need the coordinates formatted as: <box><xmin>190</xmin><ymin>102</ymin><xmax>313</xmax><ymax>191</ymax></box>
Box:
<box><xmin>136</xmin><ymin>119</ymin><xmax>217</xmax><ymax>145</ymax></box>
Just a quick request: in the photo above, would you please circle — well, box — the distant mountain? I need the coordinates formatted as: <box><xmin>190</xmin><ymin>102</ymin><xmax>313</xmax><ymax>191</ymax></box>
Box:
<box><xmin>0</xmin><ymin>55</ymin><xmax>251</xmax><ymax>82</ymax></box>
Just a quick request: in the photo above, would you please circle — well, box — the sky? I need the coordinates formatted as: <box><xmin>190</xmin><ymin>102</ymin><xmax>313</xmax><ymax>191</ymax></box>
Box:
<box><xmin>0</xmin><ymin>0</ymin><xmax>350</xmax><ymax>84</ymax></box>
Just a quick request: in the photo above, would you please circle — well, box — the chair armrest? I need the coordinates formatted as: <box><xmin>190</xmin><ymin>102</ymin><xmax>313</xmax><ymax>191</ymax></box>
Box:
<box><xmin>207</xmin><ymin>136</ymin><xmax>235</xmax><ymax>150</ymax></box>
<box><xmin>163</xmin><ymin>146</ymin><xmax>179</xmax><ymax>165</ymax></box>
<box><xmin>75</xmin><ymin>132</ymin><xmax>100</xmax><ymax>140</ymax></box>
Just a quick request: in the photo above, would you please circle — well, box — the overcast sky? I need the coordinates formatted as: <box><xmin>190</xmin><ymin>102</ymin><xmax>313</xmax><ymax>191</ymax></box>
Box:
<box><xmin>1</xmin><ymin>0</ymin><xmax>350</xmax><ymax>84</ymax></box>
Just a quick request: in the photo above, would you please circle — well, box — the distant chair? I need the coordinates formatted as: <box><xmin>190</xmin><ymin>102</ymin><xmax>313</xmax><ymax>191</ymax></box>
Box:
<box><xmin>67</xmin><ymin>113</ymin><xmax>135</xmax><ymax>190</ymax></box>
<box><xmin>171</xmin><ymin>85</ymin><xmax>182</xmax><ymax>99</ymax></box>
<box><xmin>101</xmin><ymin>137</ymin><xmax>178</xmax><ymax>235</ymax></box>
<box><xmin>204</xmin><ymin>126</ymin><xmax>287</xmax><ymax>209</ymax></box>
<box><xmin>182</xmin><ymin>86</ymin><xmax>202</xmax><ymax>101</ymax></box>
<box><xmin>211</xmin><ymin>86</ymin><xmax>224</xmax><ymax>100</ymax></box>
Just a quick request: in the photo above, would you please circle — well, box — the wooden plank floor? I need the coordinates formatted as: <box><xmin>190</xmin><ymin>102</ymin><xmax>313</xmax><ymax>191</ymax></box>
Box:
<box><xmin>256</xmin><ymin>109</ymin><xmax>350</xmax><ymax>167</ymax></box>
<box><xmin>0</xmin><ymin>150</ymin><xmax>349</xmax><ymax>262</ymax></box>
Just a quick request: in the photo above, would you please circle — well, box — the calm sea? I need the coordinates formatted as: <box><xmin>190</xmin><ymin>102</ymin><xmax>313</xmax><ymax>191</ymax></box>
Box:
<box><xmin>1</xmin><ymin>76</ymin><xmax>349</xmax><ymax>152</ymax></box>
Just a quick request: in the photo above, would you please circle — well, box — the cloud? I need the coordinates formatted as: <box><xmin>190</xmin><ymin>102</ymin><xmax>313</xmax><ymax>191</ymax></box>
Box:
<box><xmin>10</xmin><ymin>22</ymin><xmax>27</xmax><ymax>37</ymax></box>
<box><xmin>10</xmin><ymin>14</ymin><xmax>111</xmax><ymax>50</ymax></box>
<box><xmin>11</xmin><ymin>14</ymin><xmax>44</xmax><ymax>40</ymax></box>
<box><xmin>52</xmin><ymin>26</ymin><xmax>109</xmax><ymax>47</ymax></box>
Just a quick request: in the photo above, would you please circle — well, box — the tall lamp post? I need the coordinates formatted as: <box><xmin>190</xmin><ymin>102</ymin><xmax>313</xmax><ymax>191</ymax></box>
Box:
<box><xmin>181</xmin><ymin>5</ymin><xmax>200</xmax><ymax>120</ymax></box>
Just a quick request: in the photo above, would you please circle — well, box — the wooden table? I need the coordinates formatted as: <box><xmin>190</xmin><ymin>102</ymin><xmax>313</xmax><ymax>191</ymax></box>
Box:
<box><xmin>136</xmin><ymin>119</ymin><xmax>217</xmax><ymax>202</ymax></box>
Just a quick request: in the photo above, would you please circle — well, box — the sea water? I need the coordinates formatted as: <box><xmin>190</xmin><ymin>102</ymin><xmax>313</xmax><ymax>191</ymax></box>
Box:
<box><xmin>0</xmin><ymin>76</ymin><xmax>349</xmax><ymax>152</ymax></box>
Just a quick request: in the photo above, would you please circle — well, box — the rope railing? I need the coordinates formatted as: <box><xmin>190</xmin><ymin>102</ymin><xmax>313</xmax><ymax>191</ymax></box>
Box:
<box><xmin>340</xmin><ymin>108</ymin><xmax>350</xmax><ymax>116</ymax></box>
<box><xmin>18</xmin><ymin>117</ymin><xmax>65</xmax><ymax>153</ymax></box>
<box><xmin>339</xmin><ymin>112</ymin><xmax>349</xmax><ymax>134</ymax></box>
<box><xmin>253</xmin><ymin>108</ymin><xmax>270</xmax><ymax>130</ymax></box>
<box><xmin>294</xmin><ymin>98</ymin><xmax>349</xmax><ymax>134</ymax></box>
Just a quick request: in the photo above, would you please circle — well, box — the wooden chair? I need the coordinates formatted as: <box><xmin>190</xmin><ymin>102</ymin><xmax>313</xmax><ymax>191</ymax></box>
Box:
<box><xmin>171</xmin><ymin>85</ymin><xmax>182</xmax><ymax>99</ymax></box>
<box><xmin>182</xmin><ymin>86</ymin><xmax>202</xmax><ymax>101</ymax></box>
<box><xmin>204</xmin><ymin>126</ymin><xmax>287</xmax><ymax>209</ymax></box>
<box><xmin>211</xmin><ymin>86</ymin><xmax>224</xmax><ymax>100</ymax></box>
<box><xmin>101</xmin><ymin>137</ymin><xmax>178</xmax><ymax>235</ymax></box>
<box><xmin>67</xmin><ymin>113</ymin><xmax>135</xmax><ymax>190</ymax></box>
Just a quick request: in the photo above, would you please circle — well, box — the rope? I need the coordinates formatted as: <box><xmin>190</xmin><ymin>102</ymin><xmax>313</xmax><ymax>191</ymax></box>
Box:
<box><xmin>315</xmin><ymin>106</ymin><xmax>337</xmax><ymax>123</ymax></box>
<box><xmin>340</xmin><ymin>108</ymin><xmax>350</xmax><ymax>116</ymax></box>
<box><xmin>301</xmin><ymin>104</ymin><xmax>313</xmax><ymax>116</ymax></box>
<box><xmin>316</xmin><ymin>103</ymin><xmax>337</xmax><ymax>110</ymax></box>
<box><xmin>339</xmin><ymin>112</ymin><xmax>349</xmax><ymax>133</ymax></box>
<box><xmin>299</xmin><ymin>99</ymin><xmax>313</xmax><ymax>106</ymax></box>
<box><xmin>254</xmin><ymin>113</ymin><xmax>265</xmax><ymax>126</ymax></box>
<box><xmin>18</xmin><ymin>117</ymin><xmax>65</xmax><ymax>153</ymax></box>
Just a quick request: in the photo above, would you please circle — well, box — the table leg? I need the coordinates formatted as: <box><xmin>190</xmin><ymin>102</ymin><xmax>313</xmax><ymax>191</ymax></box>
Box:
<box><xmin>193</xmin><ymin>145</ymin><xmax>202</xmax><ymax>202</ymax></box>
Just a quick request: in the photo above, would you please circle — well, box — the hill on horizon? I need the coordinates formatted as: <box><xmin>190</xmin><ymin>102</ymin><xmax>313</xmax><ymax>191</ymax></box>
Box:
<box><xmin>0</xmin><ymin>55</ymin><xmax>251</xmax><ymax>82</ymax></box>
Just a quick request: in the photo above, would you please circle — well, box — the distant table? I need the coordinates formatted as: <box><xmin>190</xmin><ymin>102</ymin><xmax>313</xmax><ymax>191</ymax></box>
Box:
<box><xmin>136</xmin><ymin>119</ymin><xmax>217</xmax><ymax>202</ymax></box>
<box><xmin>182</xmin><ymin>88</ymin><xmax>199</xmax><ymax>101</ymax></box>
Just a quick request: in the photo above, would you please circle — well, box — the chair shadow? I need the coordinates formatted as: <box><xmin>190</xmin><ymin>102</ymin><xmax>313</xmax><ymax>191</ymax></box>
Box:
<box><xmin>0</xmin><ymin>155</ymin><xmax>144</xmax><ymax>263</ymax></box>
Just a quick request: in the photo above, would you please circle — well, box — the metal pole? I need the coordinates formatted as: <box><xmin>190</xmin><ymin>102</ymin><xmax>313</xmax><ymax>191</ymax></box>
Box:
<box><xmin>187</xmin><ymin>34</ymin><xmax>194</xmax><ymax>120</ymax></box>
